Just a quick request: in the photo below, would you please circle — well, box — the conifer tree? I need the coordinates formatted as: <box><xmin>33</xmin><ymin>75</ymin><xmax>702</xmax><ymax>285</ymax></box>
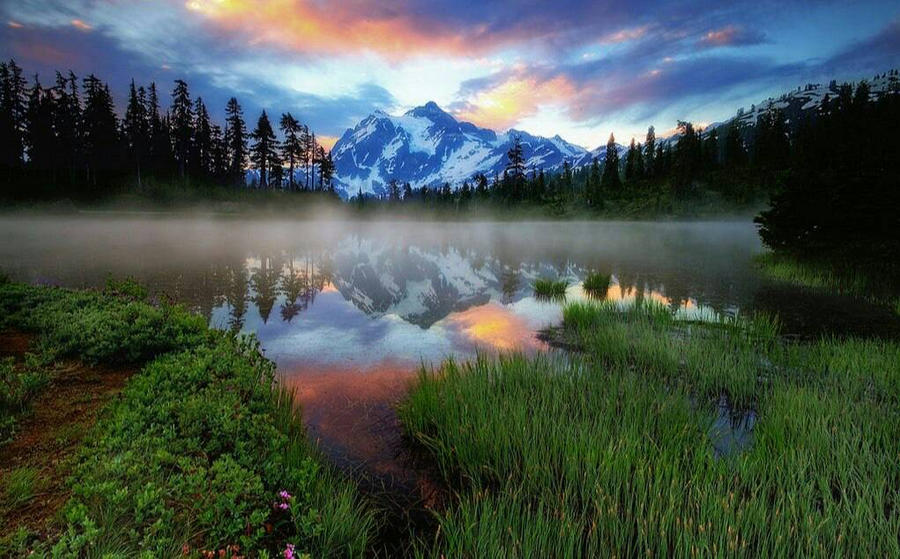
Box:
<box><xmin>24</xmin><ymin>75</ymin><xmax>56</xmax><ymax>180</ymax></box>
<box><xmin>601</xmin><ymin>133</ymin><xmax>621</xmax><ymax>192</ymax></box>
<box><xmin>504</xmin><ymin>135</ymin><xmax>526</xmax><ymax>200</ymax></box>
<box><xmin>644</xmin><ymin>126</ymin><xmax>656</xmax><ymax>178</ymax></box>
<box><xmin>0</xmin><ymin>60</ymin><xmax>27</xmax><ymax>179</ymax></box>
<box><xmin>53</xmin><ymin>71</ymin><xmax>81</xmax><ymax>184</ymax></box>
<box><xmin>123</xmin><ymin>79</ymin><xmax>148</xmax><ymax>186</ymax></box>
<box><xmin>224</xmin><ymin>97</ymin><xmax>247</xmax><ymax>185</ymax></box>
<box><xmin>250</xmin><ymin>110</ymin><xmax>279</xmax><ymax>189</ymax></box>
<box><xmin>279</xmin><ymin>113</ymin><xmax>301</xmax><ymax>191</ymax></box>
<box><xmin>624</xmin><ymin>138</ymin><xmax>638</xmax><ymax>182</ymax></box>
<box><xmin>170</xmin><ymin>79</ymin><xmax>193</xmax><ymax>179</ymax></box>
<box><xmin>192</xmin><ymin>97</ymin><xmax>212</xmax><ymax>179</ymax></box>
<box><xmin>81</xmin><ymin>75</ymin><xmax>120</xmax><ymax>189</ymax></box>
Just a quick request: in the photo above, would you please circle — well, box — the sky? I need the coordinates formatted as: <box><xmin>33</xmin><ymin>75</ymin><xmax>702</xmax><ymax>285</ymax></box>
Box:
<box><xmin>1</xmin><ymin>0</ymin><xmax>898</xmax><ymax>150</ymax></box>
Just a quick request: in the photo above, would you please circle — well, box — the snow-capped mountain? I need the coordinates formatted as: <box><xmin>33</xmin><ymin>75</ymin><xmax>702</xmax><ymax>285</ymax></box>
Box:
<box><xmin>707</xmin><ymin>71</ymin><xmax>898</xmax><ymax>135</ymax></box>
<box><xmin>331</xmin><ymin>101</ymin><xmax>591</xmax><ymax>198</ymax></box>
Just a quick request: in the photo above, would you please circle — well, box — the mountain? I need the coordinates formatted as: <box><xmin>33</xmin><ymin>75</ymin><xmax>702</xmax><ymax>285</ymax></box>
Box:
<box><xmin>706</xmin><ymin>71</ymin><xmax>898</xmax><ymax>136</ymax></box>
<box><xmin>330</xmin><ymin>101</ymin><xmax>592</xmax><ymax>198</ymax></box>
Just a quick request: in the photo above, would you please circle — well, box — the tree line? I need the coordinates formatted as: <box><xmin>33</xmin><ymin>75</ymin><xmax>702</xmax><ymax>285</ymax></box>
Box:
<box><xmin>0</xmin><ymin>59</ymin><xmax>335</xmax><ymax>199</ymax></box>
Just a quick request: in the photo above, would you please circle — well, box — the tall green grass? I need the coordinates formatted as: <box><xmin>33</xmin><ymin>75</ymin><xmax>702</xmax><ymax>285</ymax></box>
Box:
<box><xmin>581</xmin><ymin>271</ymin><xmax>612</xmax><ymax>298</ymax></box>
<box><xmin>533</xmin><ymin>278</ymin><xmax>568</xmax><ymax>299</ymax></box>
<box><xmin>401</xmin><ymin>299</ymin><xmax>900</xmax><ymax>557</ymax></box>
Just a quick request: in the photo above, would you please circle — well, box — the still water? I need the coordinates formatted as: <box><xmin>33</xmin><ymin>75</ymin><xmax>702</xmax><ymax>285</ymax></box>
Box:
<box><xmin>1</xmin><ymin>215</ymin><xmax>890</xmax><ymax>487</ymax></box>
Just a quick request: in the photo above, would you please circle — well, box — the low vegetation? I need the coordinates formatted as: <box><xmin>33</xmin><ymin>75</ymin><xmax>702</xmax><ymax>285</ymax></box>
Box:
<box><xmin>532</xmin><ymin>278</ymin><xmax>568</xmax><ymax>299</ymax></box>
<box><xmin>0</xmin><ymin>279</ymin><xmax>375</xmax><ymax>557</ymax></box>
<box><xmin>401</xmin><ymin>300</ymin><xmax>900</xmax><ymax>557</ymax></box>
<box><xmin>581</xmin><ymin>271</ymin><xmax>612</xmax><ymax>297</ymax></box>
<box><xmin>756</xmin><ymin>252</ymin><xmax>900</xmax><ymax>314</ymax></box>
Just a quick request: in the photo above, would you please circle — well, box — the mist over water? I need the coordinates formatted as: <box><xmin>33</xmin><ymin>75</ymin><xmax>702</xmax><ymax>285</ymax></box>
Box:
<box><xmin>0</xmin><ymin>216</ymin><xmax>764</xmax><ymax>365</ymax></box>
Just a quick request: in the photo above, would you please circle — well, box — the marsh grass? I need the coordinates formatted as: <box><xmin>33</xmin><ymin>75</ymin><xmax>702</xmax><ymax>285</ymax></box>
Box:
<box><xmin>532</xmin><ymin>278</ymin><xmax>568</xmax><ymax>300</ymax></box>
<box><xmin>401</xmin><ymin>299</ymin><xmax>900</xmax><ymax>557</ymax></box>
<box><xmin>756</xmin><ymin>252</ymin><xmax>899</xmax><ymax>316</ymax></box>
<box><xmin>0</xmin><ymin>356</ymin><xmax>50</xmax><ymax>442</ymax></box>
<box><xmin>581</xmin><ymin>271</ymin><xmax>612</xmax><ymax>298</ymax></box>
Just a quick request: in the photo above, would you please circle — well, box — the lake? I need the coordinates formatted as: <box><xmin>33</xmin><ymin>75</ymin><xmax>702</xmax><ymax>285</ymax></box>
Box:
<box><xmin>1</xmin><ymin>215</ymin><xmax>893</xmax><ymax>488</ymax></box>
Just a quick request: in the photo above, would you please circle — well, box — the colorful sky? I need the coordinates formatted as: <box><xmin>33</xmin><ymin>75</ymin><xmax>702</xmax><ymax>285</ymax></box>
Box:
<box><xmin>1</xmin><ymin>1</ymin><xmax>898</xmax><ymax>149</ymax></box>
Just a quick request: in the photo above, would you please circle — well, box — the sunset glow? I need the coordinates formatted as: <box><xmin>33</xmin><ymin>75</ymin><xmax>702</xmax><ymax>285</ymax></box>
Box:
<box><xmin>0</xmin><ymin>1</ymin><xmax>897</xmax><ymax>147</ymax></box>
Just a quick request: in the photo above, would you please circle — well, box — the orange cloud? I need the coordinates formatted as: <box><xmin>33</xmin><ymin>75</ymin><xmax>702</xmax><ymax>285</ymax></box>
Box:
<box><xmin>453</xmin><ymin>73</ymin><xmax>577</xmax><ymax>130</ymax></box>
<box><xmin>185</xmin><ymin>0</ymin><xmax>476</xmax><ymax>59</ymax></box>
<box><xmin>8</xmin><ymin>21</ymin><xmax>23</xmax><ymax>29</ymax></box>
<box><xmin>71</xmin><ymin>19</ymin><xmax>92</xmax><ymax>31</ymax></box>
<box><xmin>317</xmin><ymin>135</ymin><xmax>339</xmax><ymax>152</ymax></box>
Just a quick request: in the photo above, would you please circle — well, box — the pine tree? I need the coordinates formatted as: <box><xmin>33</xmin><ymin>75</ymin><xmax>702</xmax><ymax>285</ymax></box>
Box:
<box><xmin>224</xmin><ymin>97</ymin><xmax>247</xmax><ymax>185</ymax></box>
<box><xmin>192</xmin><ymin>97</ymin><xmax>212</xmax><ymax>179</ymax></box>
<box><xmin>81</xmin><ymin>75</ymin><xmax>120</xmax><ymax>190</ymax></box>
<box><xmin>644</xmin><ymin>126</ymin><xmax>656</xmax><ymax>178</ymax></box>
<box><xmin>53</xmin><ymin>71</ymin><xmax>81</xmax><ymax>184</ymax></box>
<box><xmin>250</xmin><ymin>110</ymin><xmax>279</xmax><ymax>189</ymax></box>
<box><xmin>24</xmin><ymin>75</ymin><xmax>56</xmax><ymax>180</ymax></box>
<box><xmin>123</xmin><ymin>79</ymin><xmax>148</xmax><ymax>186</ymax></box>
<box><xmin>0</xmin><ymin>59</ymin><xmax>27</xmax><ymax>180</ymax></box>
<box><xmin>388</xmin><ymin>178</ymin><xmax>401</xmax><ymax>201</ymax></box>
<box><xmin>504</xmin><ymin>135</ymin><xmax>526</xmax><ymax>200</ymax></box>
<box><xmin>279</xmin><ymin>113</ymin><xmax>301</xmax><ymax>191</ymax></box>
<box><xmin>624</xmin><ymin>138</ymin><xmax>638</xmax><ymax>183</ymax></box>
<box><xmin>724</xmin><ymin>121</ymin><xmax>746</xmax><ymax>169</ymax></box>
<box><xmin>147</xmin><ymin>82</ymin><xmax>174</xmax><ymax>178</ymax></box>
<box><xmin>601</xmin><ymin>133</ymin><xmax>621</xmax><ymax>192</ymax></box>
<box><xmin>170</xmin><ymin>79</ymin><xmax>193</xmax><ymax>179</ymax></box>
<box><xmin>402</xmin><ymin>181</ymin><xmax>412</xmax><ymax>201</ymax></box>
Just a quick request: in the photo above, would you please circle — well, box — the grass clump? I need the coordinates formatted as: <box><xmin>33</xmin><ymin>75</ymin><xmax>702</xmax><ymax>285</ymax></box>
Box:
<box><xmin>0</xmin><ymin>355</ymin><xmax>50</xmax><ymax>442</ymax></box>
<box><xmin>581</xmin><ymin>271</ymin><xmax>612</xmax><ymax>298</ymax></box>
<box><xmin>532</xmin><ymin>278</ymin><xmax>568</xmax><ymax>299</ymax></box>
<box><xmin>401</xmin><ymin>299</ymin><xmax>900</xmax><ymax>557</ymax></box>
<box><xmin>0</xmin><ymin>467</ymin><xmax>43</xmax><ymax>512</ymax></box>
<box><xmin>756</xmin><ymin>252</ymin><xmax>899</xmax><ymax>315</ymax></box>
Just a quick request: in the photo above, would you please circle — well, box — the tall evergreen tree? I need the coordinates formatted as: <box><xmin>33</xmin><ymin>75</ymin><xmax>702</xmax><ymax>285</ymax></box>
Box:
<box><xmin>504</xmin><ymin>135</ymin><xmax>526</xmax><ymax>200</ymax></box>
<box><xmin>224</xmin><ymin>97</ymin><xmax>247</xmax><ymax>185</ymax></box>
<box><xmin>170</xmin><ymin>79</ymin><xmax>193</xmax><ymax>179</ymax></box>
<box><xmin>52</xmin><ymin>71</ymin><xmax>81</xmax><ymax>184</ymax></box>
<box><xmin>192</xmin><ymin>97</ymin><xmax>212</xmax><ymax>179</ymax></box>
<box><xmin>81</xmin><ymin>75</ymin><xmax>120</xmax><ymax>190</ymax></box>
<box><xmin>0</xmin><ymin>60</ymin><xmax>27</xmax><ymax>182</ymax></box>
<box><xmin>279</xmin><ymin>113</ymin><xmax>301</xmax><ymax>191</ymax></box>
<box><xmin>123</xmin><ymin>80</ymin><xmax>148</xmax><ymax>186</ymax></box>
<box><xmin>601</xmin><ymin>133</ymin><xmax>621</xmax><ymax>192</ymax></box>
<box><xmin>147</xmin><ymin>82</ymin><xmax>174</xmax><ymax>178</ymax></box>
<box><xmin>24</xmin><ymin>75</ymin><xmax>56</xmax><ymax>181</ymax></box>
<box><xmin>250</xmin><ymin>110</ymin><xmax>279</xmax><ymax>189</ymax></box>
<box><xmin>644</xmin><ymin>126</ymin><xmax>656</xmax><ymax>178</ymax></box>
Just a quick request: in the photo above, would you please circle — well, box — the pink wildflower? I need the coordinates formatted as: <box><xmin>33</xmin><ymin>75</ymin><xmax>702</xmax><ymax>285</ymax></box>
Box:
<box><xmin>283</xmin><ymin>543</ymin><xmax>296</xmax><ymax>559</ymax></box>
<box><xmin>279</xmin><ymin>490</ymin><xmax>292</xmax><ymax>500</ymax></box>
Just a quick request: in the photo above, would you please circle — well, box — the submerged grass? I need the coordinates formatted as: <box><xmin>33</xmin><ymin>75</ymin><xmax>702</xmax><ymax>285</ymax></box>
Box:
<box><xmin>756</xmin><ymin>252</ymin><xmax>900</xmax><ymax>314</ymax></box>
<box><xmin>401</xmin><ymin>299</ymin><xmax>900</xmax><ymax>557</ymax></box>
<box><xmin>0</xmin><ymin>280</ymin><xmax>376</xmax><ymax>557</ymax></box>
<box><xmin>533</xmin><ymin>278</ymin><xmax>568</xmax><ymax>299</ymax></box>
<box><xmin>581</xmin><ymin>271</ymin><xmax>612</xmax><ymax>298</ymax></box>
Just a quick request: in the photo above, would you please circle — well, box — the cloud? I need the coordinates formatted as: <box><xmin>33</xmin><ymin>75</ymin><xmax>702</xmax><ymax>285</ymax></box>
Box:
<box><xmin>697</xmin><ymin>25</ymin><xmax>766</xmax><ymax>48</ymax></box>
<box><xmin>451</xmin><ymin>70</ymin><xmax>577</xmax><ymax>130</ymax></box>
<box><xmin>70</xmin><ymin>18</ymin><xmax>91</xmax><ymax>31</ymax></box>
<box><xmin>819</xmin><ymin>19</ymin><xmax>900</xmax><ymax>75</ymax></box>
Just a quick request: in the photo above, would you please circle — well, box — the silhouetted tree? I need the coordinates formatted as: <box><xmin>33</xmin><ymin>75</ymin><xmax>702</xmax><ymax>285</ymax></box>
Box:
<box><xmin>250</xmin><ymin>110</ymin><xmax>279</xmax><ymax>189</ymax></box>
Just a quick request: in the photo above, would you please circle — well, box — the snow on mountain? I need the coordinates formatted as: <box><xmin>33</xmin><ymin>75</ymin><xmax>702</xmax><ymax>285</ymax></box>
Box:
<box><xmin>331</xmin><ymin>101</ymin><xmax>591</xmax><ymax>198</ymax></box>
<box><xmin>707</xmin><ymin>71</ymin><xmax>898</xmax><ymax>135</ymax></box>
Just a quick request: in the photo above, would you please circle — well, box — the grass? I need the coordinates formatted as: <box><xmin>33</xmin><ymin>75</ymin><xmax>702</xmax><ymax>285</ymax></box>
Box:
<box><xmin>0</xmin><ymin>467</ymin><xmax>42</xmax><ymax>511</ymax></box>
<box><xmin>756</xmin><ymin>252</ymin><xmax>900</xmax><ymax>314</ymax></box>
<box><xmin>0</xmin><ymin>355</ymin><xmax>50</xmax><ymax>443</ymax></box>
<box><xmin>581</xmin><ymin>271</ymin><xmax>612</xmax><ymax>298</ymax></box>
<box><xmin>400</xmin><ymin>299</ymin><xmax>900</xmax><ymax>557</ymax></box>
<box><xmin>532</xmin><ymin>278</ymin><xmax>568</xmax><ymax>299</ymax></box>
<box><xmin>0</xmin><ymin>280</ymin><xmax>376</xmax><ymax>557</ymax></box>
